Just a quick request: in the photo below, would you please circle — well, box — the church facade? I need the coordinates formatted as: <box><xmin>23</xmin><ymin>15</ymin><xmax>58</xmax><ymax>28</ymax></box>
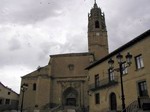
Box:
<box><xmin>19</xmin><ymin>2</ymin><xmax>108</xmax><ymax>112</ymax></box>
<box><xmin>19</xmin><ymin>1</ymin><xmax>150</xmax><ymax>112</ymax></box>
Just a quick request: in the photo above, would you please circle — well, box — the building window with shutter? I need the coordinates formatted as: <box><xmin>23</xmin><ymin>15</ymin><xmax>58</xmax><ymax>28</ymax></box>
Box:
<box><xmin>122</xmin><ymin>62</ymin><xmax>128</xmax><ymax>75</ymax></box>
<box><xmin>135</xmin><ymin>54</ymin><xmax>144</xmax><ymax>69</ymax></box>
<box><xmin>109</xmin><ymin>69</ymin><xmax>115</xmax><ymax>81</ymax></box>
<box><xmin>5</xmin><ymin>99</ymin><xmax>10</xmax><ymax>105</ymax></box>
<box><xmin>138</xmin><ymin>81</ymin><xmax>148</xmax><ymax>97</ymax></box>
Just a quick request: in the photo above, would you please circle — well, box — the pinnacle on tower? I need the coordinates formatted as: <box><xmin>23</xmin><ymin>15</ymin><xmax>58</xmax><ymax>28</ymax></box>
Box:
<box><xmin>94</xmin><ymin>0</ymin><xmax>98</xmax><ymax>8</ymax></box>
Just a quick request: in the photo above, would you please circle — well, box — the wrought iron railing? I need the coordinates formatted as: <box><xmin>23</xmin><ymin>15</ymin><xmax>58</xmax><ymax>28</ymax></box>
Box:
<box><xmin>51</xmin><ymin>105</ymin><xmax>62</xmax><ymax>112</ymax></box>
<box><xmin>89</xmin><ymin>76</ymin><xmax>118</xmax><ymax>91</ymax></box>
<box><xmin>121</xmin><ymin>97</ymin><xmax>150</xmax><ymax>112</ymax></box>
<box><xmin>138</xmin><ymin>97</ymin><xmax>150</xmax><ymax>110</ymax></box>
<box><xmin>122</xmin><ymin>100</ymin><xmax>139</xmax><ymax>112</ymax></box>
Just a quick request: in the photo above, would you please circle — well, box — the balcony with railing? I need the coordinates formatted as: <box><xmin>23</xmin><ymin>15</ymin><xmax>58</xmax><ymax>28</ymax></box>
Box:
<box><xmin>89</xmin><ymin>76</ymin><xmax>119</xmax><ymax>91</ymax></box>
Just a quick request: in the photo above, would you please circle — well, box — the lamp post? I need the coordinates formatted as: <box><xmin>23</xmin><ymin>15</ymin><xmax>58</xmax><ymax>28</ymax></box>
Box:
<box><xmin>108</xmin><ymin>52</ymin><xmax>132</xmax><ymax>112</ymax></box>
<box><xmin>20</xmin><ymin>83</ymin><xmax>28</xmax><ymax>112</ymax></box>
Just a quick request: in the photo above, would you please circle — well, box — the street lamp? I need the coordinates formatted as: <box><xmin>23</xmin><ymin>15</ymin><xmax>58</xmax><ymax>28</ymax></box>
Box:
<box><xmin>108</xmin><ymin>52</ymin><xmax>132</xmax><ymax>112</ymax></box>
<box><xmin>20</xmin><ymin>83</ymin><xmax>28</xmax><ymax>112</ymax></box>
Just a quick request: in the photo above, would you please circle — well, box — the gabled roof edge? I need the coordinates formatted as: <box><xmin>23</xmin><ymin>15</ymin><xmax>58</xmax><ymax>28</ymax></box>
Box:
<box><xmin>86</xmin><ymin>29</ymin><xmax>150</xmax><ymax>70</ymax></box>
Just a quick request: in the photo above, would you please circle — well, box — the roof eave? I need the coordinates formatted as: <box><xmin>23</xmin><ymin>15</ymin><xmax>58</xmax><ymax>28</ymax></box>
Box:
<box><xmin>86</xmin><ymin>29</ymin><xmax>150</xmax><ymax>70</ymax></box>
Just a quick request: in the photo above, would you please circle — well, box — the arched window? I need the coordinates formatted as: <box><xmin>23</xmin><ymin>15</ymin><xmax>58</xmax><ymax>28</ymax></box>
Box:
<box><xmin>33</xmin><ymin>83</ymin><xmax>36</xmax><ymax>91</ymax></box>
<box><xmin>110</xmin><ymin>92</ymin><xmax>117</xmax><ymax>110</ymax></box>
<box><xmin>95</xmin><ymin>21</ymin><xmax>100</xmax><ymax>28</ymax></box>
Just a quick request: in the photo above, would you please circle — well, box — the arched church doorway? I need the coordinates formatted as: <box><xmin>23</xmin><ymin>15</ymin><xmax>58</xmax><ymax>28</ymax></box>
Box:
<box><xmin>110</xmin><ymin>92</ymin><xmax>117</xmax><ymax>110</ymax></box>
<box><xmin>63</xmin><ymin>87</ymin><xmax>78</xmax><ymax>106</ymax></box>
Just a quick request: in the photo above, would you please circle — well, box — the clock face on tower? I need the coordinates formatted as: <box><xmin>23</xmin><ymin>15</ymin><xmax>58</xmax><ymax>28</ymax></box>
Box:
<box><xmin>96</xmin><ymin>32</ymin><xmax>100</xmax><ymax>36</ymax></box>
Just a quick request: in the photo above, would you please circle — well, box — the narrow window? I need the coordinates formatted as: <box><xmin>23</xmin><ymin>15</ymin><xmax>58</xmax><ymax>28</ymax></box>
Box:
<box><xmin>5</xmin><ymin>99</ymin><xmax>10</xmax><ymax>105</ymax></box>
<box><xmin>101</xmin><ymin>22</ymin><xmax>105</xmax><ymax>29</ymax></box>
<box><xmin>138</xmin><ymin>81</ymin><xmax>148</xmax><ymax>97</ymax></box>
<box><xmin>95</xmin><ymin>93</ymin><xmax>100</xmax><ymax>104</ymax></box>
<box><xmin>95</xmin><ymin>74</ymin><xmax>99</xmax><ymax>88</ymax></box>
<box><xmin>109</xmin><ymin>69</ymin><xmax>115</xmax><ymax>81</ymax></box>
<box><xmin>0</xmin><ymin>99</ymin><xmax>3</xmax><ymax>105</ymax></box>
<box><xmin>33</xmin><ymin>83</ymin><xmax>36</xmax><ymax>91</ymax></box>
<box><xmin>122</xmin><ymin>62</ymin><xmax>128</xmax><ymax>75</ymax></box>
<box><xmin>95</xmin><ymin>21</ymin><xmax>100</xmax><ymax>28</ymax></box>
<box><xmin>135</xmin><ymin>54</ymin><xmax>144</xmax><ymax>69</ymax></box>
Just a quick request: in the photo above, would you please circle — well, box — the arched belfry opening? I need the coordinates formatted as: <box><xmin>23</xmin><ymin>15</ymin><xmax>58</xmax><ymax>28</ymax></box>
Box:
<box><xmin>95</xmin><ymin>20</ymin><xmax>100</xmax><ymax>28</ymax></box>
<box><xmin>63</xmin><ymin>87</ymin><xmax>78</xmax><ymax>106</ymax></box>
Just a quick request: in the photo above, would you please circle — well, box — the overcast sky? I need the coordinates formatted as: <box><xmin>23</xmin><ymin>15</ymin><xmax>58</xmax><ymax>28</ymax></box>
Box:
<box><xmin>0</xmin><ymin>0</ymin><xmax>149</xmax><ymax>93</ymax></box>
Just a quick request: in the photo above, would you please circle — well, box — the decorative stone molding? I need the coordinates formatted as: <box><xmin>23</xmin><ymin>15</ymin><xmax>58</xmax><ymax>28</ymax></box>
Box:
<box><xmin>68</xmin><ymin>64</ymin><xmax>74</xmax><ymax>71</ymax></box>
<box><xmin>59</xmin><ymin>81</ymin><xmax>81</xmax><ymax>90</ymax></box>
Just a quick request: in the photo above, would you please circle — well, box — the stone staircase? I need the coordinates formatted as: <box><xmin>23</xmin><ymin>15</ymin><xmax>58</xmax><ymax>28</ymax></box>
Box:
<box><xmin>49</xmin><ymin>106</ymin><xmax>83</xmax><ymax>112</ymax></box>
<box><xmin>121</xmin><ymin>97</ymin><xmax>150</xmax><ymax>112</ymax></box>
<box><xmin>64</xmin><ymin>109</ymin><xmax>76</xmax><ymax>112</ymax></box>
<box><xmin>63</xmin><ymin>106</ymin><xmax>79</xmax><ymax>112</ymax></box>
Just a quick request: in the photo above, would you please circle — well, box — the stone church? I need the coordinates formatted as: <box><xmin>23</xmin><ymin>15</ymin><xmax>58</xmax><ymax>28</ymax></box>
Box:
<box><xmin>19</xmin><ymin>1</ymin><xmax>109</xmax><ymax>112</ymax></box>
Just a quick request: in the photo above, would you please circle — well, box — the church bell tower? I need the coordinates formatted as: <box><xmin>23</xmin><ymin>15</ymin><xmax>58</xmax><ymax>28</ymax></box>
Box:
<box><xmin>88</xmin><ymin>1</ymin><xmax>109</xmax><ymax>60</ymax></box>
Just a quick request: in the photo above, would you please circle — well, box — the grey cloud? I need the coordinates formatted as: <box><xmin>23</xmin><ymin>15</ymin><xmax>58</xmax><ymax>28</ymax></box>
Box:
<box><xmin>8</xmin><ymin>38</ymin><xmax>22</xmax><ymax>51</ymax></box>
<box><xmin>60</xmin><ymin>33</ymin><xmax>88</xmax><ymax>53</ymax></box>
<box><xmin>38</xmin><ymin>30</ymin><xmax>88</xmax><ymax>58</ymax></box>
<box><xmin>105</xmin><ymin>0</ymin><xmax>150</xmax><ymax>52</ymax></box>
<box><xmin>0</xmin><ymin>0</ymin><xmax>63</xmax><ymax>24</ymax></box>
<box><xmin>0</xmin><ymin>38</ymin><xmax>46</xmax><ymax>69</ymax></box>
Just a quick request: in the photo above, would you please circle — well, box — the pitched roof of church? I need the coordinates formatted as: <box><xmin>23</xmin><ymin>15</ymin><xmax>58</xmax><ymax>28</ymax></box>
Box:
<box><xmin>22</xmin><ymin>65</ymin><xmax>49</xmax><ymax>78</ymax></box>
<box><xmin>22</xmin><ymin>53</ymin><xmax>93</xmax><ymax>78</ymax></box>
<box><xmin>50</xmin><ymin>52</ymin><xmax>93</xmax><ymax>58</ymax></box>
<box><xmin>86</xmin><ymin>29</ymin><xmax>150</xmax><ymax>70</ymax></box>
